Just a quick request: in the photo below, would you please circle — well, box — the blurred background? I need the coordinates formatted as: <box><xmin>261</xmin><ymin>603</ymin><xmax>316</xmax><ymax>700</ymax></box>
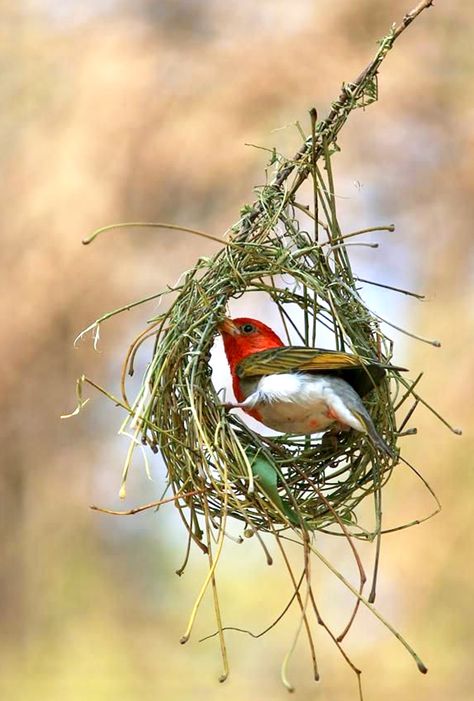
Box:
<box><xmin>1</xmin><ymin>1</ymin><xmax>473</xmax><ymax>699</ymax></box>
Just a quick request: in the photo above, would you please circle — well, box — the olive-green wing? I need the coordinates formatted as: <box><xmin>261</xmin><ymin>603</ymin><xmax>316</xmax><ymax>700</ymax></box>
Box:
<box><xmin>236</xmin><ymin>346</ymin><xmax>364</xmax><ymax>378</ymax></box>
<box><xmin>235</xmin><ymin>345</ymin><xmax>401</xmax><ymax>398</ymax></box>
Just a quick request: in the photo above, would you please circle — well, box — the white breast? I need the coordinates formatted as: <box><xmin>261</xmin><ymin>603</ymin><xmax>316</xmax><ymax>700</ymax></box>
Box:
<box><xmin>245</xmin><ymin>373</ymin><xmax>342</xmax><ymax>434</ymax></box>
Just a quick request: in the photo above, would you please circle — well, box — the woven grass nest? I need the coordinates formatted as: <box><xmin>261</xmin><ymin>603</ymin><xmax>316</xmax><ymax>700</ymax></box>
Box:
<box><xmin>70</xmin><ymin>4</ymin><xmax>461</xmax><ymax>695</ymax></box>
<box><xmin>122</xmin><ymin>181</ymin><xmax>402</xmax><ymax>537</ymax></box>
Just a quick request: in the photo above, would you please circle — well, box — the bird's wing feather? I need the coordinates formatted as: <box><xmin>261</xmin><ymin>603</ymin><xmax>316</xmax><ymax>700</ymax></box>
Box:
<box><xmin>236</xmin><ymin>346</ymin><xmax>366</xmax><ymax>378</ymax></box>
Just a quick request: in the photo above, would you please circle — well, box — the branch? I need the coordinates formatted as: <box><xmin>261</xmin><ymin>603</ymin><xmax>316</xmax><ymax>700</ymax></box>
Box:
<box><xmin>239</xmin><ymin>0</ymin><xmax>434</xmax><ymax>236</ymax></box>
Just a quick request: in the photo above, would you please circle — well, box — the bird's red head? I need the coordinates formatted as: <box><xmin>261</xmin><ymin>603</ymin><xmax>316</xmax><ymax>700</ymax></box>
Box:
<box><xmin>218</xmin><ymin>317</ymin><xmax>284</xmax><ymax>375</ymax></box>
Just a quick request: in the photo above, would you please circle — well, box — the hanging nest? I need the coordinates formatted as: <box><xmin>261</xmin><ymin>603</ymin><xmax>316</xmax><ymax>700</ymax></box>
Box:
<box><xmin>69</xmin><ymin>3</ymin><xmax>461</xmax><ymax>694</ymax></box>
<box><xmin>123</xmin><ymin>162</ymin><xmax>402</xmax><ymax>537</ymax></box>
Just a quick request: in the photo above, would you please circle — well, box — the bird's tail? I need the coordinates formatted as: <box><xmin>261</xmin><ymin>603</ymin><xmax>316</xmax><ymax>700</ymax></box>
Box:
<box><xmin>352</xmin><ymin>409</ymin><xmax>396</xmax><ymax>459</ymax></box>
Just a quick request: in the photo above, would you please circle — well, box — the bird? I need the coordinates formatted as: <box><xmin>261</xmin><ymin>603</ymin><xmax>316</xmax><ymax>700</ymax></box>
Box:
<box><xmin>218</xmin><ymin>316</ymin><xmax>398</xmax><ymax>457</ymax></box>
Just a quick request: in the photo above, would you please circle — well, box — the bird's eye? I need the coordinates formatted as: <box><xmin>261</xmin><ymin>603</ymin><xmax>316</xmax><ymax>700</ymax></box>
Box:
<box><xmin>241</xmin><ymin>323</ymin><xmax>256</xmax><ymax>334</ymax></box>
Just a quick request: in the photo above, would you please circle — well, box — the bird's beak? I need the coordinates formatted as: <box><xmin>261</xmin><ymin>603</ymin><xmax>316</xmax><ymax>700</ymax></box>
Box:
<box><xmin>217</xmin><ymin>317</ymin><xmax>240</xmax><ymax>336</ymax></box>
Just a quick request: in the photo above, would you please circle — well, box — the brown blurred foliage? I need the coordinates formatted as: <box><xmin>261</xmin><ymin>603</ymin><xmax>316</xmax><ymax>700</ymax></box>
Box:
<box><xmin>1</xmin><ymin>1</ymin><xmax>473</xmax><ymax>700</ymax></box>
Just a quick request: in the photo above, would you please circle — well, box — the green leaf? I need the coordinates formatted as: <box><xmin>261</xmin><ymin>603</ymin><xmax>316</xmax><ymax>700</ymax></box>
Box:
<box><xmin>246</xmin><ymin>450</ymin><xmax>300</xmax><ymax>526</ymax></box>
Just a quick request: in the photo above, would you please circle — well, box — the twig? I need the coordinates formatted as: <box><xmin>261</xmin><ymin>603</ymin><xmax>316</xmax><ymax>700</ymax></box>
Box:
<box><xmin>83</xmin><ymin>221</ymin><xmax>228</xmax><ymax>247</ymax></box>
<box><xmin>90</xmin><ymin>490</ymin><xmax>206</xmax><ymax>516</ymax></box>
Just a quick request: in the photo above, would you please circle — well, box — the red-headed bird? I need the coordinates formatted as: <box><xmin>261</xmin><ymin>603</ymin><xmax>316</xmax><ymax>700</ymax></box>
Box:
<box><xmin>218</xmin><ymin>316</ymin><xmax>397</xmax><ymax>457</ymax></box>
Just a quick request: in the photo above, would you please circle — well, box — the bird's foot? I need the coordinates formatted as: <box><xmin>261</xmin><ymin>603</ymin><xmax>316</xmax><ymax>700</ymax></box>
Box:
<box><xmin>322</xmin><ymin>423</ymin><xmax>351</xmax><ymax>451</ymax></box>
<box><xmin>220</xmin><ymin>401</ymin><xmax>245</xmax><ymax>411</ymax></box>
<box><xmin>322</xmin><ymin>431</ymin><xmax>339</xmax><ymax>451</ymax></box>
<box><xmin>331</xmin><ymin>421</ymin><xmax>351</xmax><ymax>433</ymax></box>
